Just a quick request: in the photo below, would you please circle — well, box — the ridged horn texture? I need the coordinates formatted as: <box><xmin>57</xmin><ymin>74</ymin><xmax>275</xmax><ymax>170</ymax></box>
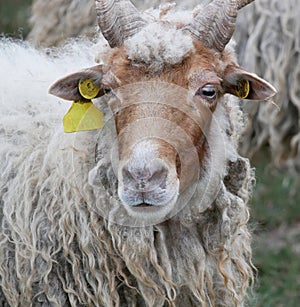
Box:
<box><xmin>184</xmin><ymin>0</ymin><xmax>255</xmax><ymax>52</ymax></box>
<box><xmin>95</xmin><ymin>0</ymin><xmax>148</xmax><ymax>48</ymax></box>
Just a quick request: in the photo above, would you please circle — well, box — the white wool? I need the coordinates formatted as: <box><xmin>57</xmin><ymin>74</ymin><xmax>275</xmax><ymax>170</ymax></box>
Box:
<box><xmin>125</xmin><ymin>22</ymin><xmax>194</xmax><ymax>72</ymax></box>
<box><xmin>0</xmin><ymin>36</ymin><xmax>254</xmax><ymax>306</ymax></box>
<box><xmin>0</xmin><ymin>38</ymin><xmax>99</xmax><ymax>119</ymax></box>
<box><xmin>0</xmin><ymin>39</ymin><xmax>103</xmax><ymax>218</ymax></box>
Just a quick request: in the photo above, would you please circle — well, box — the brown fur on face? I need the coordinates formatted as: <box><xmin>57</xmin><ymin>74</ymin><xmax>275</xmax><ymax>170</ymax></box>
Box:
<box><xmin>106</xmin><ymin>41</ymin><xmax>226</xmax><ymax>88</ymax></box>
<box><xmin>104</xmin><ymin>41</ymin><xmax>234</xmax><ymax>185</ymax></box>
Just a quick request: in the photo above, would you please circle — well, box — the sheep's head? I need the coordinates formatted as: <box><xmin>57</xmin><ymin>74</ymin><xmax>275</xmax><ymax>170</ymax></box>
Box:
<box><xmin>49</xmin><ymin>0</ymin><xmax>276</xmax><ymax>223</ymax></box>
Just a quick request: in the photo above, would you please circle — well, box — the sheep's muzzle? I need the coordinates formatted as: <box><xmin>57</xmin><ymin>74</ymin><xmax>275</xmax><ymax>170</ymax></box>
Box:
<box><xmin>113</xmin><ymin>82</ymin><xmax>207</xmax><ymax>220</ymax></box>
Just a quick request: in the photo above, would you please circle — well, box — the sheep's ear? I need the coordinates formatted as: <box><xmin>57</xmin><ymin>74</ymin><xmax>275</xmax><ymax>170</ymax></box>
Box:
<box><xmin>223</xmin><ymin>65</ymin><xmax>277</xmax><ymax>100</ymax></box>
<box><xmin>49</xmin><ymin>65</ymin><xmax>104</xmax><ymax>101</ymax></box>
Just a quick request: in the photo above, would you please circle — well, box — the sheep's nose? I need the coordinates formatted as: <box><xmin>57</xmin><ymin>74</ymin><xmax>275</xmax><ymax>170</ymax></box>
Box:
<box><xmin>122</xmin><ymin>162</ymin><xmax>168</xmax><ymax>191</ymax></box>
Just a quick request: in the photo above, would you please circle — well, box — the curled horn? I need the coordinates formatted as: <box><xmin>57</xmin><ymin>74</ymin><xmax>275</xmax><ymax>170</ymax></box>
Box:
<box><xmin>184</xmin><ymin>0</ymin><xmax>255</xmax><ymax>52</ymax></box>
<box><xmin>95</xmin><ymin>0</ymin><xmax>148</xmax><ymax>48</ymax></box>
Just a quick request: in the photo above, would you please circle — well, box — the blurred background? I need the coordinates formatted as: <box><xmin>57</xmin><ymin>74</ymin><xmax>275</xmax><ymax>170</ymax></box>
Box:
<box><xmin>1</xmin><ymin>0</ymin><xmax>299</xmax><ymax>306</ymax></box>
<box><xmin>0</xmin><ymin>0</ymin><xmax>32</xmax><ymax>38</ymax></box>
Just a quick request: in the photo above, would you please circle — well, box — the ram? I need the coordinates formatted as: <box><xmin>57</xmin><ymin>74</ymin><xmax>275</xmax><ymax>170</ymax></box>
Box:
<box><xmin>29</xmin><ymin>0</ymin><xmax>300</xmax><ymax>173</ymax></box>
<box><xmin>0</xmin><ymin>0</ymin><xmax>276</xmax><ymax>306</ymax></box>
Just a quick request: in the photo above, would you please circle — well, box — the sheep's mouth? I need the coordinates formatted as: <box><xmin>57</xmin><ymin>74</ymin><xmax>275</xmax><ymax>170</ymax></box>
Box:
<box><xmin>133</xmin><ymin>202</ymin><xmax>155</xmax><ymax>208</ymax></box>
<box><xmin>130</xmin><ymin>202</ymin><xmax>166</xmax><ymax>213</ymax></box>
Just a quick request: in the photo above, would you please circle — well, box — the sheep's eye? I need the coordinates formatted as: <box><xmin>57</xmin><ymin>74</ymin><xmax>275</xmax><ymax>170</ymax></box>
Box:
<box><xmin>196</xmin><ymin>85</ymin><xmax>217</xmax><ymax>101</ymax></box>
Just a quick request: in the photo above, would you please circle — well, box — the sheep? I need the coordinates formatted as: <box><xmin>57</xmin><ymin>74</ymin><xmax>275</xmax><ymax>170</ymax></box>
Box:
<box><xmin>0</xmin><ymin>0</ymin><xmax>276</xmax><ymax>306</ymax></box>
<box><xmin>28</xmin><ymin>0</ymin><xmax>300</xmax><ymax>174</ymax></box>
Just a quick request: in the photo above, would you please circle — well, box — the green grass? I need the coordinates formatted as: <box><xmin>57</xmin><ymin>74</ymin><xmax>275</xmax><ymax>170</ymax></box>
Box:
<box><xmin>250</xmin><ymin>153</ymin><xmax>300</xmax><ymax>229</ymax></box>
<box><xmin>0</xmin><ymin>0</ymin><xmax>32</xmax><ymax>38</ymax></box>
<box><xmin>249</xmin><ymin>153</ymin><xmax>300</xmax><ymax>306</ymax></box>
<box><xmin>250</xmin><ymin>246</ymin><xmax>300</xmax><ymax>307</ymax></box>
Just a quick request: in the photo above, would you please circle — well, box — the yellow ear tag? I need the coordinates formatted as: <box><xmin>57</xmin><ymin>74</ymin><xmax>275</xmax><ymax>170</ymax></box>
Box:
<box><xmin>236</xmin><ymin>79</ymin><xmax>250</xmax><ymax>99</ymax></box>
<box><xmin>78</xmin><ymin>78</ymin><xmax>100</xmax><ymax>99</ymax></box>
<box><xmin>62</xmin><ymin>79</ymin><xmax>104</xmax><ymax>133</ymax></box>
<box><xmin>63</xmin><ymin>101</ymin><xmax>104</xmax><ymax>133</ymax></box>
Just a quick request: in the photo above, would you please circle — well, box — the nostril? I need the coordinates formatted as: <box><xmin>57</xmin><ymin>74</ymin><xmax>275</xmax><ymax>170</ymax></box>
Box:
<box><xmin>121</xmin><ymin>163</ymin><xmax>168</xmax><ymax>189</ymax></box>
<box><xmin>123</xmin><ymin>166</ymin><xmax>151</xmax><ymax>182</ymax></box>
<box><xmin>122</xmin><ymin>167</ymin><xmax>135</xmax><ymax>186</ymax></box>
<box><xmin>151</xmin><ymin>166</ymin><xmax>168</xmax><ymax>189</ymax></box>
<box><xmin>151</xmin><ymin>167</ymin><xmax>168</xmax><ymax>182</ymax></box>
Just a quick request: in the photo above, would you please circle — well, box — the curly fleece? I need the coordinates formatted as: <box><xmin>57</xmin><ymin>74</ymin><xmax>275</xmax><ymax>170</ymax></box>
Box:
<box><xmin>0</xmin><ymin>35</ymin><xmax>254</xmax><ymax>306</ymax></box>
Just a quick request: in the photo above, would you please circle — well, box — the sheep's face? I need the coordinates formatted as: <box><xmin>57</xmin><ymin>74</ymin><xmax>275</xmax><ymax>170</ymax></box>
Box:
<box><xmin>49</xmin><ymin>39</ymin><xmax>276</xmax><ymax>221</ymax></box>
<box><xmin>98</xmin><ymin>43</ymin><xmax>224</xmax><ymax>219</ymax></box>
<box><xmin>49</xmin><ymin>0</ymin><xmax>276</xmax><ymax>223</ymax></box>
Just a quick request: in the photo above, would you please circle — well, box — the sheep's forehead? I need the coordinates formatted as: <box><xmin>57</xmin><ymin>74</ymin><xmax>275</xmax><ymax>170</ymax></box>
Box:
<box><xmin>124</xmin><ymin>23</ymin><xmax>195</xmax><ymax>71</ymax></box>
<box><xmin>104</xmin><ymin>38</ymin><xmax>223</xmax><ymax>90</ymax></box>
